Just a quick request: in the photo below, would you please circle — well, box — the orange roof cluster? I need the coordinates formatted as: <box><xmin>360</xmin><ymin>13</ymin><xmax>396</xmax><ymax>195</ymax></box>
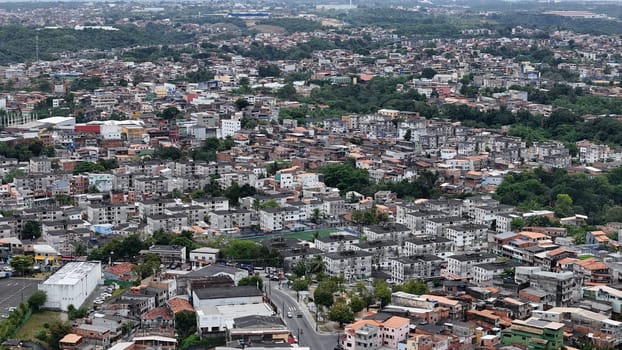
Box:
<box><xmin>167</xmin><ymin>297</ymin><xmax>195</xmax><ymax>314</ymax></box>
<box><xmin>345</xmin><ymin>316</ymin><xmax>410</xmax><ymax>335</ymax></box>
<box><xmin>546</xmin><ymin>247</ymin><xmax>575</xmax><ymax>257</ymax></box>
<box><xmin>143</xmin><ymin>306</ymin><xmax>173</xmax><ymax>320</ymax></box>
<box><xmin>575</xmin><ymin>257</ymin><xmax>610</xmax><ymax>271</ymax></box>
<box><xmin>105</xmin><ymin>262</ymin><xmax>136</xmax><ymax>276</ymax></box>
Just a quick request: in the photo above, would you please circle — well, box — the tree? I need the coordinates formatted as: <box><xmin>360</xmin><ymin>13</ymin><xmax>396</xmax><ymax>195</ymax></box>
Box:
<box><xmin>291</xmin><ymin>277</ymin><xmax>310</xmax><ymax>291</ymax></box>
<box><xmin>510</xmin><ymin>218</ymin><xmax>525</xmax><ymax>231</ymax></box>
<box><xmin>159</xmin><ymin>106</ymin><xmax>182</xmax><ymax>120</ymax></box>
<box><xmin>73</xmin><ymin>242</ymin><xmax>88</xmax><ymax>256</ymax></box>
<box><xmin>3</xmin><ymin>168</ymin><xmax>25</xmax><ymax>184</ymax></box>
<box><xmin>314</xmin><ymin>280</ymin><xmax>337</xmax><ymax>308</ymax></box>
<box><xmin>308</xmin><ymin>255</ymin><xmax>325</xmax><ymax>275</ymax></box>
<box><xmin>373</xmin><ymin>280</ymin><xmax>391</xmax><ymax>307</ymax></box>
<box><xmin>10</xmin><ymin>255</ymin><xmax>33</xmax><ymax>276</ymax></box>
<box><xmin>235</xmin><ymin>98</ymin><xmax>250</xmax><ymax>111</ymax></box>
<box><xmin>554</xmin><ymin>193</ymin><xmax>574</xmax><ymax>218</ymax></box>
<box><xmin>277</xmin><ymin>83</ymin><xmax>297</xmax><ymax>100</ymax></box>
<box><xmin>176</xmin><ymin>310</ymin><xmax>197</xmax><ymax>340</ymax></box>
<box><xmin>72</xmin><ymin>161</ymin><xmax>105</xmax><ymax>175</ymax></box>
<box><xmin>311</xmin><ymin>208</ymin><xmax>322</xmax><ymax>224</ymax></box>
<box><xmin>21</xmin><ymin>221</ymin><xmax>42</xmax><ymax>240</ymax></box>
<box><xmin>318</xmin><ymin>160</ymin><xmax>370</xmax><ymax>195</ymax></box>
<box><xmin>404</xmin><ymin>129</ymin><xmax>412</xmax><ymax>142</ymax></box>
<box><xmin>27</xmin><ymin>290</ymin><xmax>47</xmax><ymax>311</ymax></box>
<box><xmin>349</xmin><ymin>295</ymin><xmax>366</xmax><ymax>313</ymax></box>
<box><xmin>132</xmin><ymin>253</ymin><xmax>161</xmax><ymax>280</ymax></box>
<box><xmin>67</xmin><ymin>304</ymin><xmax>88</xmax><ymax>320</ymax></box>
<box><xmin>421</xmin><ymin>67</ymin><xmax>437</xmax><ymax>79</ymax></box>
<box><xmin>393</xmin><ymin>280</ymin><xmax>428</xmax><ymax>295</ymax></box>
<box><xmin>154</xmin><ymin>146</ymin><xmax>183</xmax><ymax>161</ymax></box>
<box><xmin>328</xmin><ymin>302</ymin><xmax>354</xmax><ymax>326</ymax></box>
<box><xmin>46</xmin><ymin>321</ymin><xmax>72</xmax><ymax>350</ymax></box>
<box><xmin>605</xmin><ymin>206</ymin><xmax>622</xmax><ymax>223</ymax></box>
<box><xmin>292</xmin><ymin>262</ymin><xmax>307</xmax><ymax>278</ymax></box>
<box><xmin>258</xmin><ymin>64</ymin><xmax>281</xmax><ymax>78</ymax></box>
<box><xmin>238</xmin><ymin>275</ymin><xmax>263</xmax><ymax>290</ymax></box>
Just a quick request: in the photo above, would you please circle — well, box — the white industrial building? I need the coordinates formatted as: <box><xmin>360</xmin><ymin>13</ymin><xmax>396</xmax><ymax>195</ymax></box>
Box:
<box><xmin>38</xmin><ymin>261</ymin><xmax>102</xmax><ymax>311</ymax></box>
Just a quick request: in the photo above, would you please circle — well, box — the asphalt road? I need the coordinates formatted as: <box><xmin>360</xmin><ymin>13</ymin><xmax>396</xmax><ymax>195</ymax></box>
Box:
<box><xmin>266</xmin><ymin>280</ymin><xmax>339</xmax><ymax>350</ymax></box>
<box><xmin>0</xmin><ymin>278</ymin><xmax>40</xmax><ymax>315</ymax></box>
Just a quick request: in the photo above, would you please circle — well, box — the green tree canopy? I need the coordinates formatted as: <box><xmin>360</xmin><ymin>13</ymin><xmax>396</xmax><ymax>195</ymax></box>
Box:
<box><xmin>27</xmin><ymin>290</ymin><xmax>47</xmax><ymax>311</ymax></box>
<box><xmin>21</xmin><ymin>220</ymin><xmax>42</xmax><ymax>240</ymax></box>
<box><xmin>328</xmin><ymin>302</ymin><xmax>354</xmax><ymax>326</ymax></box>
<box><xmin>176</xmin><ymin>310</ymin><xmax>198</xmax><ymax>340</ymax></box>
<box><xmin>314</xmin><ymin>280</ymin><xmax>338</xmax><ymax>308</ymax></box>
<box><xmin>10</xmin><ymin>255</ymin><xmax>33</xmax><ymax>275</ymax></box>
<box><xmin>238</xmin><ymin>275</ymin><xmax>263</xmax><ymax>290</ymax></box>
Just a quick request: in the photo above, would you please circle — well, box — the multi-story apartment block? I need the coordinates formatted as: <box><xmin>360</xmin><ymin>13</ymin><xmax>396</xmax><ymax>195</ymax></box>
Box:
<box><xmin>208</xmin><ymin>209</ymin><xmax>253</xmax><ymax>232</ymax></box>
<box><xmin>363</xmin><ymin>223</ymin><xmax>411</xmax><ymax>243</ymax></box>
<box><xmin>315</xmin><ymin>233</ymin><xmax>359</xmax><ymax>253</ymax></box>
<box><xmin>515</xmin><ymin>267</ymin><xmax>578</xmax><ymax>306</ymax></box>
<box><xmin>444</xmin><ymin>223</ymin><xmax>490</xmax><ymax>251</ymax></box>
<box><xmin>390</xmin><ymin>255</ymin><xmax>444</xmax><ymax>283</ymax></box>
<box><xmin>403</xmin><ymin>236</ymin><xmax>454</xmax><ymax>258</ymax></box>
<box><xmin>445</xmin><ymin>253</ymin><xmax>497</xmax><ymax>281</ymax></box>
<box><xmin>259</xmin><ymin>207</ymin><xmax>300</xmax><ymax>232</ymax></box>
<box><xmin>323</xmin><ymin>250</ymin><xmax>373</xmax><ymax>280</ymax></box>
<box><xmin>87</xmin><ymin>203</ymin><xmax>135</xmax><ymax>225</ymax></box>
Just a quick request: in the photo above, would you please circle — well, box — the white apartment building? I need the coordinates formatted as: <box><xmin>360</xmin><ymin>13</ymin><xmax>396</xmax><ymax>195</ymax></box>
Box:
<box><xmin>259</xmin><ymin>207</ymin><xmax>299</xmax><ymax>232</ymax></box>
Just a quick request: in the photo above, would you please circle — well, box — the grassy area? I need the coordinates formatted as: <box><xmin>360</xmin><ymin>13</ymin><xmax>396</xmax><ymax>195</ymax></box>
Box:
<box><xmin>15</xmin><ymin>310</ymin><xmax>62</xmax><ymax>341</ymax></box>
<box><xmin>244</xmin><ymin>228</ymin><xmax>339</xmax><ymax>242</ymax></box>
<box><xmin>112</xmin><ymin>287</ymin><xmax>127</xmax><ymax>298</ymax></box>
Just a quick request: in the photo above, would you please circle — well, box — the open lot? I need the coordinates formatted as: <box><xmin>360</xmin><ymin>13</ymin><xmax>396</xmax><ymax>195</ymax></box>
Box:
<box><xmin>0</xmin><ymin>278</ymin><xmax>40</xmax><ymax>315</ymax></box>
<box><xmin>15</xmin><ymin>310</ymin><xmax>62</xmax><ymax>341</ymax></box>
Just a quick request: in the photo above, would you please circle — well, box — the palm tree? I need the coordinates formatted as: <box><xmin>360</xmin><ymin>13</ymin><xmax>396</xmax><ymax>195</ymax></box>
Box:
<box><xmin>308</xmin><ymin>255</ymin><xmax>325</xmax><ymax>275</ymax></box>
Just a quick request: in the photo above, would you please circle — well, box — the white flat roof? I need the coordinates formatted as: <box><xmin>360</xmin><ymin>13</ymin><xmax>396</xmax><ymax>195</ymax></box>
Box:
<box><xmin>41</xmin><ymin>261</ymin><xmax>100</xmax><ymax>286</ymax></box>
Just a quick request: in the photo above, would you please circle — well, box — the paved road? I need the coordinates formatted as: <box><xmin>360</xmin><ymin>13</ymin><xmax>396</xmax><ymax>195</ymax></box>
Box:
<box><xmin>266</xmin><ymin>280</ymin><xmax>339</xmax><ymax>350</ymax></box>
<box><xmin>0</xmin><ymin>278</ymin><xmax>40</xmax><ymax>315</ymax></box>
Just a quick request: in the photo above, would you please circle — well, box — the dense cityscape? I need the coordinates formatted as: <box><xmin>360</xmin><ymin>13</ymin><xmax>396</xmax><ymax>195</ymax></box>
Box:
<box><xmin>1</xmin><ymin>0</ymin><xmax>622</xmax><ymax>349</ymax></box>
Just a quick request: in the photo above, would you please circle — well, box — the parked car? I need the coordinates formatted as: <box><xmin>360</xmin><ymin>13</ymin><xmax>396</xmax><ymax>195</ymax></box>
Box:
<box><xmin>287</xmin><ymin>312</ymin><xmax>292</xmax><ymax>318</ymax></box>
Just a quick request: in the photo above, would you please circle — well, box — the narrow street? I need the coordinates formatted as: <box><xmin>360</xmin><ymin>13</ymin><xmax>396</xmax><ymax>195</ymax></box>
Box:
<box><xmin>265</xmin><ymin>280</ymin><xmax>339</xmax><ymax>350</ymax></box>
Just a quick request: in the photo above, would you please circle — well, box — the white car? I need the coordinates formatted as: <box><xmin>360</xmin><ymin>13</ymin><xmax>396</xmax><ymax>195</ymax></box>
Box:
<box><xmin>93</xmin><ymin>300</ymin><xmax>104</xmax><ymax>305</ymax></box>
<box><xmin>101</xmin><ymin>293</ymin><xmax>112</xmax><ymax>298</ymax></box>
<box><xmin>8</xmin><ymin>307</ymin><xmax>16</xmax><ymax>312</ymax></box>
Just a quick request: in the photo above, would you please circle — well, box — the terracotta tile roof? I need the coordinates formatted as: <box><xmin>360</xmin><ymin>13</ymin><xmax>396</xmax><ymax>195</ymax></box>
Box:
<box><xmin>546</xmin><ymin>247</ymin><xmax>575</xmax><ymax>257</ymax></box>
<box><xmin>105</xmin><ymin>262</ymin><xmax>136</xmax><ymax>276</ymax></box>
<box><xmin>382</xmin><ymin>316</ymin><xmax>410</xmax><ymax>329</ymax></box>
<box><xmin>575</xmin><ymin>258</ymin><xmax>609</xmax><ymax>271</ymax></box>
<box><xmin>167</xmin><ymin>297</ymin><xmax>194</xmax><ymax>314</ymax></box>
<box><xmin>142</xmin><ymin>307</ymin><xmax>173</xmax><ymax>320</ymax></box>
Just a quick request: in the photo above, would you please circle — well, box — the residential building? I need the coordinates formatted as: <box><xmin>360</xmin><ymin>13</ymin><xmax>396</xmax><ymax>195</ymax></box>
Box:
<box><xmin>445</xmin><ymin>253</ymin><xmax>497</xmax><ymax>280</ymax></box>
<box><xmin>323</xmin><ymin>250</ymin><xmax>373</xmax><ymax>281</ymax></box>
<box><xmin>141</xmin><ymin>245</ymin><xmax>187</xmax><ymax>264</ymax></box>
<box><xmin>501</xmin><ymin>318</ymin><xmax>564</xmax><ymax>350</ymax></box>
<box><xmin>341</xmin><ymin>314</ymin><xmax>410</xmax><ymax>350</ymax></box>
<box><xmin>390</xmin><ymin>255</ymin><xmax>444</xmax><ymax>283</ymax></box>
